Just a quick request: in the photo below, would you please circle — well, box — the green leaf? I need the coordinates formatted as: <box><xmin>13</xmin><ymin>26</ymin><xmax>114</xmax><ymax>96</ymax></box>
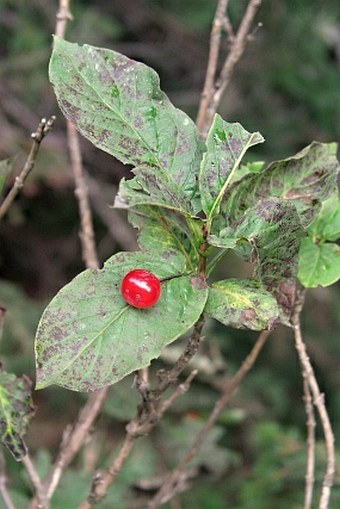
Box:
<box><xmin>298</xmin><ymin>237</ymin><xmax>340</xmax><ymax>287</ymax></box>
<box><xmin>210</xmin><ymin>199</ymin><xmax>303</xmax><ymax>323</ymax></box>
<box><xmin>115</xmin><ymin>165</ymin><xmax>194</xmax><ymax>215</ymax></box>
<box><xmin>0</xmin><ymin>368</ymin><xmax>35</xmax><ymax>461</ymax></box>
<box><xmin>0</xmin><ymin>159</ymin><xmax>13</xmax><ymax>196</ymax></box>
<box><xmin>307</xmin><ymin>194</ymin><xmax>340</xmax><ymax>242</ymax></box>
<box><xmin>205</xmin><ymin>279</ymin><xmax>279</xmax><ymax>330</ymax></box>
<box><xmin>35</xmin><ymin>250</ymin><xmax>208</xmax><ymax>391</ymax></box>
<box><xmin>199</xmin><ymin>114</ymin><xmax>264</xmax><ymax>219</ymax></box>
<box><xmin>49</xmin><ymin>37</ymin><xmax>204</xmax><ymax>212</ymax></box>
<box><xmin>219</xmin><ymin>142</ymin><xmax>339</xmax><ymax>228</ymax></box>
<box><xmin>128</xmin><ymin>206</ymin><xmax>200</xmax><ymax>271</ymax></box>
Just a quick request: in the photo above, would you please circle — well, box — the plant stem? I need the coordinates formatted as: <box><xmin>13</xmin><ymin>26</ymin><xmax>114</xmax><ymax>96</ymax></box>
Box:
<box><xmin>303</xmin><ymin>377</ymin><xmax>316</xmax><ymax>509</ymax></box>
<box><xmin>196</xmin><ymin>0</ymin><xmax>262</xmax><ymax>136</ymax></box>
<box><xmin>0</xmin><ymin>116</ymin><xmax>55</xmax><ymax>221</ymax></box>
<box><xmin>291</xmin><ymin>289</ymin><xmax>335</xmax><ymax>509</ymax></box>
<box><xmin>147</xmin><ymin>330</ymin><xmax>271</xmax><ymax>508</ymax></box>
<box><xmin>77</xmin><ymin>369</ymin><xmax>198</xmax><ymax>509</ymax></box>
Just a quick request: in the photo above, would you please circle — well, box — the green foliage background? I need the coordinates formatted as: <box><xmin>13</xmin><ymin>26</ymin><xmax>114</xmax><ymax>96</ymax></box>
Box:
<box><xmin>0</xmin><ymin>0</ymin><xmax>339</xmax><ymax>507</ymax></box>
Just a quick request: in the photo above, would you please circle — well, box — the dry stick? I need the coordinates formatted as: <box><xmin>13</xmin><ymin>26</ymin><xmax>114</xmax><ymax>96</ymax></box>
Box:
<box><xmin>77</xmin><ymin>370</ymin><xmax>198</xmax><ymax>509</ymax></box>
<box><xmin>0</xmin><ymin>116</ymin><xmax>55</xmax><ymax>221</ymax></box>
<box><xmin>195</xmin><ymin>0</ymin><xmax>230</xmax><ymax>134</ymax></box>
<box><xmin>196</xmin><ymin>0</ymin><xmax>262</xmax><ymax>136</ymax></box>
<box><xmin>147</xmin><ymin>330</ymin><xmax>270</xmax><ymax>509</ymax></box>
<box><xmin>303</xmin><ymin>377</ymin><xmax>316</xmax><ymax>509</ymax></box>
<box><xmin>22</xmin><ymin>454</ymin><xmax>48</xmax><ymax>508</ymax></box>
<box><xmin>291</xmin><ymin>290</ymin><xmax>335</xmax><ymax>509</ymax></box>
<box><xmin>29</xmin><ymin>2</ymin><xmax>108</xmax><ymax>507</ymax></box>
<box><xmin>67</xmin><ymin>121</ymin><xmax>99</xmax><ymax>269</ymax></box>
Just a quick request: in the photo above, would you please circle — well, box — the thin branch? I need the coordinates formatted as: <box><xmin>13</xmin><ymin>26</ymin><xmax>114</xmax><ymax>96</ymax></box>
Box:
<box><xmin>0</xmin><ymin>453</ymin><xmax>16</xmax><ymax>509</ymax></box>
<box><xmin>77</xmin><ymin>326</ymin><xmax>204</xmax><ymax>509</ymax></box>
<box><xmin>67</xmin><ymin>122</ymin><xmax>99</xmax><ymax>269</ymax></box>
<box><xmin>291</xmin><ymin>289</ymin><xmax>335</xmax><ymax>509</ymax></box>
<box><xmin>147</xmin><ymin>330</ymin><xmax>270</xmax><ymax>509</ymax></box>
<box><xmin>303</xmin><ymin>377</ymin><xmax>316</xmax><ymax>509</ymax></box>
<box><xmin>156</xmin><ymin>315</ymin><xmax>205</xmax><ymax>393</ymax></box>
<box><xmin>22</xmin><ymin>454</ymin><xmax>49</xmax><ymax>509</ymax></box>
<box><xmin>196</xmin><ymin>0</ymin><xmax>230</xmax><ymax>134</ymax></box>
<box><xmin>196</xmin><ymin>0</ymin><xmax>262</xmax><ymax>136</ymax></box>
<box><xmin>45</xmin><ymin>388</ymin><xmax>108</xmax><ymax>499</ymax></box>
<box><xmin>30</xmin><ymin>2</ymin><xmax>105</xmax><ymax>506</ymax></box>
<box><xmin>0</xmin><ymin>116</ymin><xmax>55</xmax><ymax>221</ymax></box>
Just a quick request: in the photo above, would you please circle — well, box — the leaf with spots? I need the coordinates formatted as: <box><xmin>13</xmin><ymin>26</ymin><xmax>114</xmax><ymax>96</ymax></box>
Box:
<box><xmin>49</xmin><ymin>37</ymin><xmax>204</xmax><ymax>214</ymax></box>
<box><xmin>34</xmin><ymin>250</ymin><xmax>208</xmax><ymax>392</ymax></box>
<box><xmin>199</xmin><ymin>114</ymin><xmax>264</xmax><ymax>220</ymax></box>
<box><xmin>209</xmin><ymin>199</ymin><xmax>303</xmax><ymax>324</ymax></box>
<box><xmin>114</xmin><ymin>165</ymin><xmax>194</xmax><ymax>216</ymax></box>
<box><xmin>128</xmin><ymin>206</ymin><xmax>200</xmax><ymax>272</ymax></box>
<box><xmin>205</xmin><ymin>279</ymin><xmax>279</xmax><ymax>330</ymax></box>
<box><xmin>218</xmin><ymin>142</ymin><xmax>339</xmax><ymax>229</ymax></box>
<box><xmin>0</xmin><ymin>368</ymin><xmax>35</xmax><ymax>461</ymax></box>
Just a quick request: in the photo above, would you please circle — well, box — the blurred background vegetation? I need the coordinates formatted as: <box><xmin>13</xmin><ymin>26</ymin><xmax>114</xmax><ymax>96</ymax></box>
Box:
<box><xmin>0</xmin><ymin>0</ymin><xmax>339</xmax><ymax>507</ymax></box>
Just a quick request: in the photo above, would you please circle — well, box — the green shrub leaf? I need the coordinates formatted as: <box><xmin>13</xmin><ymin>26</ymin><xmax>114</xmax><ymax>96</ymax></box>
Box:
<box><xmin>219</xmin><ymin>142</ymin><xmax>339</xmax><ymax>228</ymax></box>
<box><xmin>115</xmin><ymin>165</ymin><xmax>194</xmax><ymax>216</ymax></box>
<box><xmin>49</xmin><ymin>37</ymin><xmax>204</xmax><ymax>213</ymax></box>
<box><xmin>210</xmin><ymin>199</ymin><xmax>303</xmax><ymax>323</ymax></box>
<box><xmin>128</xmin><ymin>206</ymin><xmax>200</xmax><ymax>271</ymax></box>
<box><xmin>0</xmin><ymin>368</ymin><xmax>35</xmax><ymax>461</ymax></box>
<box><xmin>307</xmin><ymin>194</ymin><xmax>340</xmax><ymax>242</ymax></box>
<box><xmin>35</xmin><ymin>250</ymin><xmax>208</xmax><ymax>392</ymax></box>
<box><xmin>205</xmin><ymin>279</ymin><xmax>279</xmax><ymax>330</ymax></box>
<box><xmin>298</xmin><ymin>238</ymin><xmax>340</xmax><ymax>287</ymax></box>
<box><xmin>199</xmin><ymin>114</ymin><xmax>264</xmax><ymax>219</ymax></box>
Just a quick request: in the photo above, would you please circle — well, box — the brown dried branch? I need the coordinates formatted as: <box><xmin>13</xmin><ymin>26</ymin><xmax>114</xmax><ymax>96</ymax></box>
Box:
<box><xmin>22</xmin><ymin>454</ymin><xmax>49</xmax><ymax>509</ymax></box>
<box><xmin>0</xmin><ymin>116</ymin><xmax>55</xmax><ymax>221</ymax></box>
<box><xmin>291</xmin><ymin>289</ymin><xmax>335</xmax><ymax>509</ymax></box>
<box><xmin>30</xmin><ymin>2</ymin><xmax>106</xmax><ymax>507</ymax></box>
<box><xmin>303</xmin><ymin>377</ymin><xmax>316</xmax><ymax>509</ymax></box>
<box><xmin>196</xmin><ymin>0</ymin><xmax>263</xmax><ymax>136</ymax></box>
<box><xmin>67</xmin><ymin>122</ymin><xmax>99</xmax><ymax>269</ymax></box>
<box><xmin>147</xmin><ymin>330</ymin><xmax>271</xmax><ymax>509</ymax></box>
<box><xmin>77</xmin><ymin>369</ymin><xmax>198</xmax><ymax>509</ymax></box>
<box><xmin>156</xmin><ymin>315</ymin><xmax>205</xmax><ymax>393</ymax></box>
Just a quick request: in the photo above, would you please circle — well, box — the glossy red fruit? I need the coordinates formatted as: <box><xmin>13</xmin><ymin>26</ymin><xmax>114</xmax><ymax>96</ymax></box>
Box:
<box><xmin>120</xmin><ymin>269</ymin><xmax>161</xmax><ymax>309</ymax></box>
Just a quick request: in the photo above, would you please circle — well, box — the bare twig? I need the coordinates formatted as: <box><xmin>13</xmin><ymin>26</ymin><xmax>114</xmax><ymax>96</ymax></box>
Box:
<box><xmin>147</xmin><ymin>330</ymin><xmax>270</xmax><ymax>509</ymax></box>
<box><xmin>67</xmin><ymin>122</ymin><xmax>99</xmax><ymax>269</ymax></box>
<box><xmin>55</xmin><ymin>0</ymin><xmax>73</xmax><ymax>37</ymax></box>
<box><xmin>291</xmin><ymin>289</ymin><xmax>335</xmax><ymax>509</ymax></box>
<box><xmin>77</xmin><ymin>371</ymin><xmax>197</xmax><ymax>509</ymax></box>
<box><xmin>0</xmin><ymin>116</ymin><xmax>55</xmax><ymax>221</ymax></box>
<box><xmin>196</xmin><ymin>0</ymin><xmax>262</xmax><ymax>136</ymax></box>
<box><xmin>30</xmin><ymin>3</ymin><xmax>106</xmax><ymax>507</ymax></box>
<box><xmin>196</xmin><ymin>0</ymin><xmax>230</xmax><ymax>135</ymax></box>
<box><xmin>0</xmin><ymin>453</ymin><xmax>16</xmax><ymax>509</ymax></box>
<box><xmin>303</xmin><ymin>377</ymin><xmax>316</xmax><ymax>509</ymax></box>
<box><xmin>22</xmin><ymin>454</ymin><xmax>49</xmax><ymax>509</ymax></box>
<box><xmin>156</xmin><ymin>315</ymin><xmax>205</xmax><ymax>393</ymax></box>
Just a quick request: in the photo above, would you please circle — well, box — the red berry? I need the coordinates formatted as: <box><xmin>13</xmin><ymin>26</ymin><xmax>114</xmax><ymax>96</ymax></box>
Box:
<box><xmin>120</xmin><ymin>269</ymin><xmax>161</xmax><ymax>309</ymax></box>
